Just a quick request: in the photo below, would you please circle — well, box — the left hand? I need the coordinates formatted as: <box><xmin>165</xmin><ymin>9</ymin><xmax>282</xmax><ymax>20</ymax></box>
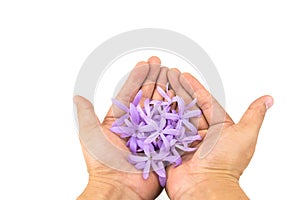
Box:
<box><xmin>75</xmin><ymin>57</ymin><xmax>166</xmax><ymax>200</ymax></box>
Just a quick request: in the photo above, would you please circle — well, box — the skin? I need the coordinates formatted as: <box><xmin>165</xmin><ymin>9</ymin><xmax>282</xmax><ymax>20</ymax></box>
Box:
<box><xmin>75</xmin><ymin>57</ymin><xmax>164</xmax><ymax>200</ymax></box>
<box><xmin>74</xmin><ymin>56</ymin><xmax>273</xmax><ymax>200</ymax></box>
<box><xmin>166</xmin><ymin>71</ymin><xmax>273</xmax><ymax>199</ymax></box>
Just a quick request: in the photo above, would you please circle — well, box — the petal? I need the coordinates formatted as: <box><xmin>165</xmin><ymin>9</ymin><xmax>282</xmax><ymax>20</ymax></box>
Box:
<box><xmin>135</xmin><ymin>161</ymin><xmax>146</xmax><ymax>170</ymax></box>
<box><xmin>183</xmin><ymin>135</ymin><xmax>202</xmax><ymax>142</ymax></box>
<box><xmin>171</xmin><ymin>146</ymin><xmax>181</xmax><ymax>157</ymax></box>
<box><xmin>156</xmin><ymin>139</ymin><xmax>163</xmax><ymax>149</ymax></box>
<box><xmin>176</xmin><ymin>144</ymin><xmax>197</xmax><ymax>152</ymax></box>
<box><xmin>161</xmin><ymin>101</ymin><xmax>171</xmax><ymax>107</ymax></box>
<box><xmin>130</xmin><ymin>103</ymin><xmax>140</xmax><ymax>125</ymax></box>
<box><xmin>129</xmin><ymin>138</ymin><xmax>137</xmax><ymax>153</ymax></box>
<box><xmin>182</xmin><ymin>119</ymin><xmax>197</xmax><ymax>133</ymax></box>
<box><xmin>112</xmin><ymin>114</ymin><xmax>129</xmax><ymax>126</ymax></box>
<box><xmin>166</xmin><ymin>82</ymin><xmax>169</xmax><ymax>91</ymax></box>
<box><xmin>136</xmin><ymin>104</ymin><xmax>145</xmax><ymax>116</ymax></box>
<box><xmin>132</xmin><ymin>90</ymin><xmax>143</xmax><ymax>106</ymax></box>
<box><xmin>163</xmin><ymin>155</ymin><xmax>180</xmax><ymax>164</ymax></box>
<box><xmin>152</xmin><ymin>161</ymin><xmax>166</xmax><ymax>178</ymax></box>
<box><xmin>157</xmin><ymin>86</ymin><xmax>171</xmax><ymax>101</ymax></box>
<box><xmin>138</xmin><ymin>106</ymin><xmax>158</xmax><ymax>129</ymax></box>
<box><xmin>183</xmin><ymin>109</ymin><xmax>202</xmax><ymax>118</ymax></box>
<box><xmin>128</xmin><ymin>154</ymin><xmax>148</xmax><ymax>163</ymax></box>
<box><xmin>163</xmin><ymin>128</ymin><xmax>179</xmax><ymax>136</ymax></box>
<box><xmin>143</xmin><ymin>160</ymin><xmax>151</xmax><ymax>179</ymax></box>
<box><xmin>137</xmin><ymin>132</ymin><xmax>148</xmax><ymax>139</ymax></box>
<box><xmin>174</xmin><ymin>144</ymin><xmax>185</xmax><ymax>151</ymax></box>
<box><xmin>144</xmin><ymin>98</ymin><xmax>151</xmax><ymax>116</ymax></box>
<box><xmin>136</xmin><ymin>139</ymin><xmax>145</xmax><ymax>149</ymax></box>
<box><xmin>175</xmin><ymin>120</ymin><xmax>183</xmax><ymax>130</ymax></box>
<box><xmin>176</xmin><ymin>96</ymin><xmax>185</xmax><ymax>116</ymax></box>
<box><xmin>184</xmin><ymin>147</ymin><xmax>198</xmax><ymax>152</ymax></box>
<box><xmin>152</xmin><ymin>114</ymin><xmax>161</xmax><ymax>122</ymax></box>
<box><xmin>138</xmin><ymin>124</ymin><xmax>156</xmax><ymax>133</ymax></box>
<box><xmin>153</xmin><ymin>149</ymin><xmax>169</xmax><ymax>160</ymax></box>
<box><xmin>111</xmin><ymin>98</ymin><xmax>129</xmax><ymax>113</ymax></box>
<box><xmin>185</xmin><ymin>98</ymin><xmax>197</xmax><ymax>110</ymax></box>
<box><xmin>157</xmin><ymin>161</ymin><xmax>166</xmax><ymax>173</ymax></box>
<box><xmin>173</xmin><ymin>157</ymin><xmax>182</xmax><ymax>167</ymax></box>
<box><xmin>159</xmin><ymin>176</ymin><xmax>166</xmax><ymax>187</ymax></box>
<box><xmin>160</xmin><ymin>134</ymin><xmax>170</xmax><ymax>150</ymax></box>
<box><xmin>143</xmin><ymin>143</ymin><xmax>154</xmax><ymax>157</ymax></box>
<box><xmin>164</xmin><ymin>113</ymin><xmax>179</xmax><ymax>120</ymax></box>
<box><xmin>144</xmin><ymin>132</ymin><xmax>159</xmax><ymax>144</ymax></box>
<box><xmin>166</xmin><ymin>134</ymin><xmax>174</xmax><ymax>141</ymax></box>
<box><xmin>110</xmin><ymin>126</ymin><xmax>132</xmax><ymax>136</ymax></box>
<box><xmin>150</xmin><ymin>100</ymin><xmax>161</xmax><ymax>106</ymax></box>
<box><xmin>150</xmin><ymin>103</ymin><xmax>160</xmax><ymax>118</ymax></box>
<box><xmin>169</xmin><ymin>139</ymin><xmax>177</xmax><ymax>146</ymax></box>
<box><xmin>159</xmin><ymin>118</ymin><xmax>167</xmax><ymax>130</ymax></box>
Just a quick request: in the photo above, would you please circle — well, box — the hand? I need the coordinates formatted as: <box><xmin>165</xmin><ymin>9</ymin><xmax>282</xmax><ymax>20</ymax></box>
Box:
<box><xmin>74</xmin><ymin>56</ymin><xmax>167</xmax><ymax>200</ymax></box>
<box><xmin>165</xmin><ymin>69</ymin><xmax>273</xmax><ymax>200</ymax></box>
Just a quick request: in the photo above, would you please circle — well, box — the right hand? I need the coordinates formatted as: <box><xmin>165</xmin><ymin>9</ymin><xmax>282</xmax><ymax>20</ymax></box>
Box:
<box><xmin>165</xmin><ymin>69</ymin><xmax>273</xmax><ymax>200</ymax></box>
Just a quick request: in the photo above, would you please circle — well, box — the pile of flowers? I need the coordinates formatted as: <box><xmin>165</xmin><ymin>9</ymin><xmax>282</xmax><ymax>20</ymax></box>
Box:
<box><xmin>110</xmin><ymin>84</ymin><xmax>202</xmax><ymax>186</ymax></box>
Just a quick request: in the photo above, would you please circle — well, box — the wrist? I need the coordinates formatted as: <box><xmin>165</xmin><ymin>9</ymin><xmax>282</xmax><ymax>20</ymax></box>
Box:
<box><xmin>77</xmin><ymin>175</ymin><xmax>142</xmax><ymax>200</ymax></box>
<box><xmin>172</xmin><ymin>174</ymin><xmax>249</xmax><ymax>200</ymax></box>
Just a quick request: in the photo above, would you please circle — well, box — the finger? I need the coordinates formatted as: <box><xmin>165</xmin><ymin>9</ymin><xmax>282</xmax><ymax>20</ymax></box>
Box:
<box><xmin>140</xmin><ymin>56</ymin><xmax>161</xmax><ymax>104</ymax></box>
<box><xmin>74</xmin><ymin>95</ymin><xmax>100</xmax><ymax>132</ymax></box>
<box><xmin>168</xmin><ymin>69</ymin><xmax>209</xmax><ymax>130</ymax></box>
<box><xmin>152</xmin><ymin>66</ymin><xmax>168</xmax><ymax>100</ymax></box>
<box><xmin>167</xmin><ymin>68</ymin><xmax>192</xmax><ymax>105</ymax></box>
<box><xmin>238</xmin><ymin>95</ymin><xmax>273</xmax><ymax>137</ymax></box>
<box><xmin>116</xmin><ymin>61</ymin><xmax>150</xmax><ymax>104</ymax></box>
<box><xmin>180</xmin><ymin>73</ymin><xmax>233</xmax><ymax>126</ymax></box>
<box><xmin>105</xmin><ymin>61</ymin><xmax>150</xmax><ymax>120</ymax></box>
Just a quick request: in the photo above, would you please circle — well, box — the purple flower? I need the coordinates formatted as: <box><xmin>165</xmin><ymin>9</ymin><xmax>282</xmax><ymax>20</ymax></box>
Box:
<box><xmin>110</xmin><ymin>83</ymin><xmax>202</xmax><ymax>187</ymax></box>
<box><xmin>128</xmin><ymin>144</ymin><xmax>180</xmax><ymax>186</ymax></box>
<box><xmin>111</xmin><ymin>90</ymin><xmax>143</xmax><ymax>127</ymax></box>
<box><xmin>170</xmin><ymin>126</ymin><xmax>201</xmax><ymax>152</ymax></box>
<box><xmin>164</xmin><ymin>96</ymin><xmax>201</xmax><ymax>134</ymax></box>
<box><xmin>111</xmin><ymin>104</ymin><xmax>156</xmax><ymax>153</ymax></box>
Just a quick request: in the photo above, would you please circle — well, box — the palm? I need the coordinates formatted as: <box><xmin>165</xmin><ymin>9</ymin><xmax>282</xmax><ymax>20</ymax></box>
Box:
<box><xmin>165</xmin><ymin>123</ymin><xmax>233</xmax><ymax>197</ymax></box>
<box><xmin>167</xmin><ymin>121</ymin><xmax>262</xmax><ymax>196</ymax></box>
<box><xmin>80</xmin><ymin>125</ymin><xmax>161</xmax><ymax>199</ymax></box>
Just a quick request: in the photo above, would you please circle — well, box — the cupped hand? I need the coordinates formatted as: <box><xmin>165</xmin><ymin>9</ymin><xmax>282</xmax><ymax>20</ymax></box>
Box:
<box><xmin>74</xmin><ymin>56</ymin><xmax>168</xmax><ymax>200</ymax></box>
<box><xmin>165</xmin><ymin>69</ymin><xmax>273</xmax><ymax>200</ymax></box>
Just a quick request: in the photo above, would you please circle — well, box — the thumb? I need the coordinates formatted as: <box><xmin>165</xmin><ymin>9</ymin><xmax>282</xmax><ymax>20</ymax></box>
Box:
<box><xmin>73</xmin><ymin>95</ymin><xmax>100</xmax><ymax>132</ymax></box>
<box><xmin>238</xmin><ymin>95</ymin><xmax>274</xmax><ymax>135</ymax></box>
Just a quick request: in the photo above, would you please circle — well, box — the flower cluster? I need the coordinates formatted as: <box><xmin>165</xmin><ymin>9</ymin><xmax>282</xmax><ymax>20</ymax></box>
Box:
<box><xmin>110</xmin><ymin>84</ymin><xmax>202</xmax><ymax>186</ymax></box>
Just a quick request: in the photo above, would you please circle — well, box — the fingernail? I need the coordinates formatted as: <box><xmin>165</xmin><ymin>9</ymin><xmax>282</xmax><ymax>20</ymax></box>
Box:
<box><xmin>265</xmin><ymin>97</ymin><xmax>274</xmax><ymax>109</ymax></box>
<box><xmin>170</xmin><ymin>68</ymin><xmax>180</xmax><ymax>73</ymax></box>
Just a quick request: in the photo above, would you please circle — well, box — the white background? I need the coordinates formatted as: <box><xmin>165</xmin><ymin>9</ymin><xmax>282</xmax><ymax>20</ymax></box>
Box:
<box><xmin>0</xmin><ymin>1</ymin><xmax>299</xmax><ymax>199</ymax></box>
